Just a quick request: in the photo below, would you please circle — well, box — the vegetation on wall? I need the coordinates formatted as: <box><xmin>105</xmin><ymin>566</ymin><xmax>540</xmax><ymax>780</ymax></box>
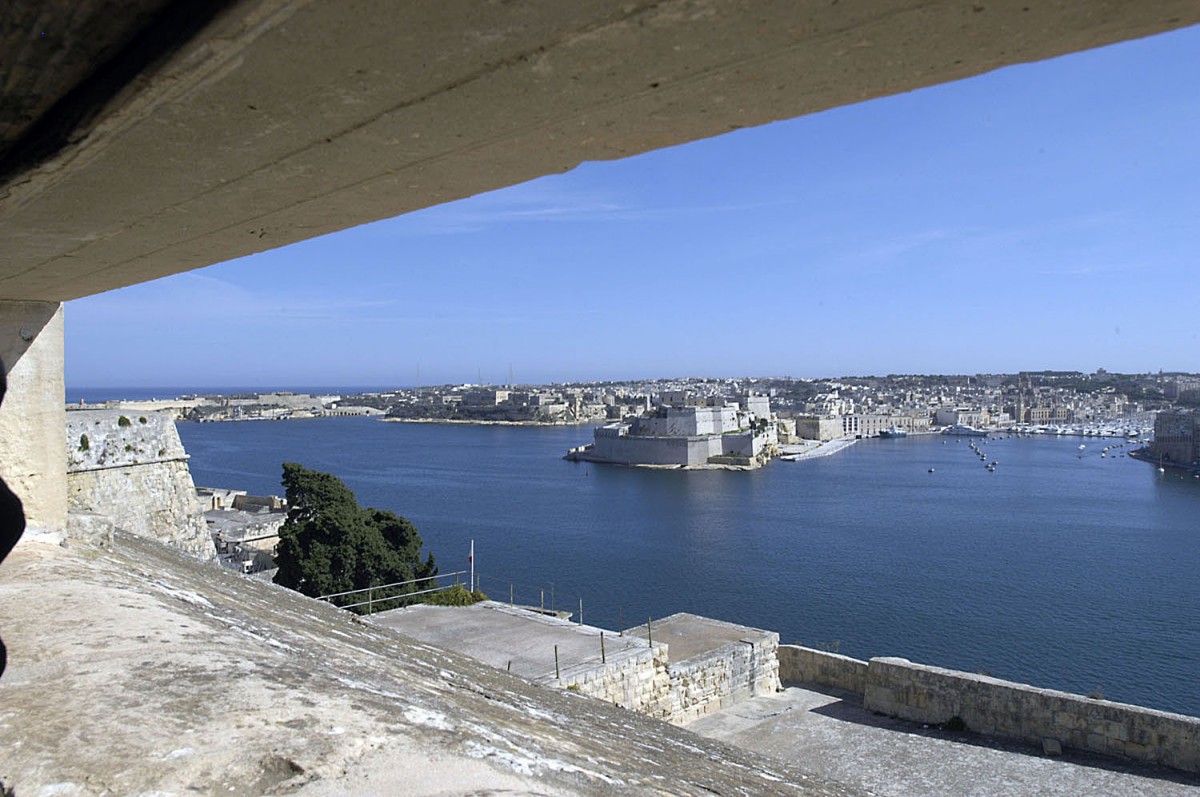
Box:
<box><xmin>422</xmin><ymin>583</ymin><xmax>487</xmax><ymax>606</ymax></box>
<box><xmin>273</xmin><ymin>462</ymin><xmax>437</xmax><ymax>613</ymax></box>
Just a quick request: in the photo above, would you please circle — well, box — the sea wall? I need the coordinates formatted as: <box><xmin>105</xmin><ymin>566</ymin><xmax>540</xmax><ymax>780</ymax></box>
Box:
<box><xmin>777</xmin><ymin>645</ymin><xmax>1200</xmax><ymax>773</ymax></box>
<box><xmin>66</xmin><ymin>410</ymin><xmax>214</xmax><ymax>558</ymax></box>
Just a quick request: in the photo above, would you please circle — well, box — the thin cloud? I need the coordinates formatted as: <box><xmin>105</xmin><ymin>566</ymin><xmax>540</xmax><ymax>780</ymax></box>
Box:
<box><xmin>69</xmin><ymin>271</ymin><xmax>396</xmax><ymax>325</ymax></box>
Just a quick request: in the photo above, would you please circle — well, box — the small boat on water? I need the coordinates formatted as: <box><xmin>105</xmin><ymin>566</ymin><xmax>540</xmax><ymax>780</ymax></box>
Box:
<box><xmin>879</xmin><ymin>425</ymin><xmax>908</xmax><ymax>439</ymax></box>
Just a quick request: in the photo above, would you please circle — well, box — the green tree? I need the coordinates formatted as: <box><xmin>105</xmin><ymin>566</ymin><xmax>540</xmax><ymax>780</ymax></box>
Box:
<box><xmin>273</xmin><ymin>463</ymin><xmax>437</xmax><ymax>611</ymax></box>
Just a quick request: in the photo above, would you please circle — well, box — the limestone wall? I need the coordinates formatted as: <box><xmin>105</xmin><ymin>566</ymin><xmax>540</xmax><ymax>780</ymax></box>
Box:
<box><xmin>778</xmin><ymin>645</ymin><xmax>1200</xmax><ymax>773</ymax></box>
<box><xmin>663</xmin><ymin>634</ymin><xmax>781</xmax><ymax>725</ymax></box>
<box><xmin>865</xmin><ymin>657</ymin><xmax>1200</xmax><ymax>773</ymax></box>
<box><xmin>555</xmin><ymin>642</ymin><xmax>672</xmax><ymax>718</ymax></box>
<box><xmin>547</xmin><ymin>620</ymin><xmax>781</xmax><ymax>726</ymax></box>
<box><xmin>778</xmin><ymin>645</ymin><xmax>868</xmax><ymax>694</ymax></box>
<box><xmin>65</xmin><ymin>410</ymin><xmax>214</xmax><ymax>558</ymax></box>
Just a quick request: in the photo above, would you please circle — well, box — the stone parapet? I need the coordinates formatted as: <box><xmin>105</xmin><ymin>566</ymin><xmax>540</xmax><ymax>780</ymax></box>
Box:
<box><xmin>554</xmin><ymin>640</ymin><xmax>672</xmax><ymax>719</ymax></box>
<box><xmin>67</xmin><ymin>409</ymin><xmax>188</xmax><ymax>471</ymax></box>
<box><xmin>778</xmin><ymin>645</ymin><xmax>1200</xmax><ymax>774</ymax></box>
<box><xmin>864</xmin><ymin>656</ymin><xmax>1200</xmax><ymax>774</ymax></box>
<box><xmin>662</xmin><ymin>634</ymin><xmax>781</xmax><ymax>725</ymax></box>
<box><xmin>778</xmin><ymin>645</ymin><xmax>868</xmax><ymax>694</ymax></box>
<box><xmin>65</xmin><ymin>410</ymin><xmax>214</xmax><ymax>558</ymax></box>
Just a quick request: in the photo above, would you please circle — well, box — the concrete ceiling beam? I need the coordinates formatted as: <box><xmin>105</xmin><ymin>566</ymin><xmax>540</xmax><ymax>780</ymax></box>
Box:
<box><xmin>1</xmin><ymin>1</ymin><xmax>1197</xmax><ymax>301</ymax></box>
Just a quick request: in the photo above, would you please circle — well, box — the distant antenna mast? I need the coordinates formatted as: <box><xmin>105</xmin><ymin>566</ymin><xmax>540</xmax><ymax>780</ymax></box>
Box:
<box><xmin>509</xmin><ymin>363</ymin><xmax>514</xmax><ymax>388</ymax></box>
<box><xmin>416</xmin><ymin>362</ymin><xmax>421</xmax><ymax>391</ymax></box>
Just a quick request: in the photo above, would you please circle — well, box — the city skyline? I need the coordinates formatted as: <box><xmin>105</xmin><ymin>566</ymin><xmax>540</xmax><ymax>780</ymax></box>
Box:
<box><xmin>65</xmin><ymin>25</ymin><xmax>1200</xmax><ymax>388</ymax></box>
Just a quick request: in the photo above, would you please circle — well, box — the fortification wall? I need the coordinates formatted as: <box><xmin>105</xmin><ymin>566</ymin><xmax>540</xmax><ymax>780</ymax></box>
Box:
<box><xmin>778</xmin><ymin>644</ymin><xmax>867</xmax><ymax>694</ymax></box>
<box><xmin>591</xmin><ymin>433</ymin><xmax>695</xmax><ymax>466</ymax></box>
<box><xmin>662</xmin><ymin>634</ymin><xmax>781</xmax><ymax>725</ymax></box>
<box><xmin>866</xmin><ymin>656</ymin><xmax>1200</xmax><ymax>773</ymax></box>
<box><xmin>777</xmin><ymin>645</ymin><xmax>1200</xmax><ymax>773</ymax></box>
<box><xmin>555</xmin><ymin>642</ymin><xmax>672</xmax><ymax>718</ymax></box>
<box><xmin>556</xmin><ymin>634</ymin><xmax>780</xmax><ymax>726</ymax></box>
<box><xmin>66</xmin><ymin>410</ymin><xmax>214</xmax><ymax>558</ymax></box>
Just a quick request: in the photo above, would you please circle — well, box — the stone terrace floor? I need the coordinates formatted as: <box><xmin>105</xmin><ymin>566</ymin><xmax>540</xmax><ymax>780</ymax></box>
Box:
<box><xmin>369</xmin><ymin>601</ymin><xmax>649</xmax><ymax>680</ymax></box>
<box><xmin>688</xmin><ymin>683</ymin><xmax>1200</xmax><ymax>797</ymax></box>
<box><xmin>372</xmin><ymin>601</ymin><xmax>1200</xmax><ymax>795</ymax></box>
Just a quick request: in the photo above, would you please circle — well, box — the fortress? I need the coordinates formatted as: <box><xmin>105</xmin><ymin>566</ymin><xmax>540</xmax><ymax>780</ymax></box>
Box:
<box><xmin>4</xmin><ymin>3</ymin><xmax>1200</xmax><ymax>793</ymax></box>
<box><xmin>570</xmin><ymin>397</ymin><xmax>779</xmax><ymax>468</ymax></box>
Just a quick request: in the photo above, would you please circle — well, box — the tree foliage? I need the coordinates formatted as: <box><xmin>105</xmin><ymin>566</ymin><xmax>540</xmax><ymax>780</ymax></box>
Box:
<box><xmin>273</xmin><ymin>463</ymin><xmax>437</xmax><ymax>611</ymax></box>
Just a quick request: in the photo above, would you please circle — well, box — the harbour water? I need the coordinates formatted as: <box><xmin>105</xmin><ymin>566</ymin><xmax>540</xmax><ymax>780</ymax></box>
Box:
<box><xmin>177</xmin><ymin>418</ymin><xmax>1200</xmax><ymax>717</ymax></box>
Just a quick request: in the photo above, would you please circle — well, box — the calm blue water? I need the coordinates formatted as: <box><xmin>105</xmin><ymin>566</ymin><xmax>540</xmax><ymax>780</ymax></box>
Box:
<box><xmin>176</xmin><ymin>418</ymin><xmax>1200</xmax><ymax>717</ymax></box>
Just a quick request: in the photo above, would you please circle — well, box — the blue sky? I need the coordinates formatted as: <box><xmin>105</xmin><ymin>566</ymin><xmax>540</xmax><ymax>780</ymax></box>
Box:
<box><xmin>66</xmin><ymin>25</ymin><xmax>1200</xmax><ymax>388</ymax></box>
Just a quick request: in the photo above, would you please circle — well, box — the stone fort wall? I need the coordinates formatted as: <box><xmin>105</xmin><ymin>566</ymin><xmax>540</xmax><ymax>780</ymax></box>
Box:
<box><xmin>552</xmin><ymin>641</ymin><xmax>673</xmax><ymax>718</ymax></box>
<box><xmin>66</xmin><ymin>410</ymin><xmax>214</xmax><ymax>558</ymax></box>
<box><xmin>547</xmin><ymin>616</ymin><xmax>780</xmax><ymax>726</ymax></box>
<box><xmin>779</xmin><ymin>644</ymin><xmax>1200</xmax><ymax>773</ymax></box>
<box><xmin>656</xmin><ymin>633</ymin><xmax>780</xmax><ymax>724</ymax></box>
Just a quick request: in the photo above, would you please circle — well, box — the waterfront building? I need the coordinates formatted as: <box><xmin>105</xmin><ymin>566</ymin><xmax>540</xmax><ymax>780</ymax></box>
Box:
<box><xmin>935</xmin><ymin>407</ymin><xmax>991</xmax><ymax>428</ymax></box>
<box><xmin>1152</xmin><ymin>411</ymin><xmax>1199</xmax><ymax>466</ymax></box>
<box><xmin>793</xmin><ymin>415</ymin><xmax>844</xmax><ymax>441</ymax></box>
<box><xmin>793</xmin><ymin>413</ymin><xmax>930</xmax><ymax>441</ymax></box>
<box><xmin>838</xmin><ymin>413</ymin><xmax>931</xmax><ymax>438</ymax></box>
<box><xmin>1025</xmin><ymin>405</ymin><xmax>1074</xmax><ymax>425</ymax></box>
<box><xmin>461</xmin><ymin>389</ymin><xmax>511</xmax><ymax>406</ymax></box>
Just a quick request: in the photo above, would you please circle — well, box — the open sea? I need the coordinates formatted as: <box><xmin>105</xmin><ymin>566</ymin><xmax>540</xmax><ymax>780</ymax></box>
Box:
<box><xmin>174</xmin><ymin>417</ymin><xmax>1200</xmax><ymax>717</ymax></box>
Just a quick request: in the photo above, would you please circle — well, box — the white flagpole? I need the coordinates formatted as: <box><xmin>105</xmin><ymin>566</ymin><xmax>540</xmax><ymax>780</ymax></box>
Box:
<box><xmin>469</xmin><ymin>539</ymin><xmax>475</xmax><ymax>593</ymax></box>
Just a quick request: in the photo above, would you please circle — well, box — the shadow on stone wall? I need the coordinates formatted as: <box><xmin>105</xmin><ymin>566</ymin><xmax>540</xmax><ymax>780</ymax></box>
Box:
<box><xmin>0</xmin><ymin>355</ymin><xmax>28</xmax><ymax>679</ymax></box>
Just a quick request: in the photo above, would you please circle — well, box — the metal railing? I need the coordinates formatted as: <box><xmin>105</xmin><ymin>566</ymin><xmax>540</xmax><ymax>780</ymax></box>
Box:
<box><xmin>317</xmin><ymin>570</ymin><xmax>468</xmax><ymax>614</ymax></box>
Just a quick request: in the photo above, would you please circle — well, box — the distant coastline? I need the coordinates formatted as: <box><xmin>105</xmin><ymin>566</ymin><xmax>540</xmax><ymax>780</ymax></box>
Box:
<box><xmin>380</xmin><ymin>417</ymin><xmax>596</xmax><ymax>428</ymax></box>
<box><xmin>65</xmin><ymin>386</ymin><xmax>390</xmax><ymax>404</ymax></box>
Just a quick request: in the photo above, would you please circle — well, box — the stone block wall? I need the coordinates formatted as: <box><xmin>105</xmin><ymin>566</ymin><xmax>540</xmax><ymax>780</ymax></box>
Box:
<box><xmin>865</xmin><ymin>657</ymin><xmax>1200</xmax><ymax>773</ymax></box>
<box><xmin>777</xmin><ymin>647</ymin><xmax>1200</xmax><ymax>773</ymax></box>
<box><xmin>554</xmin><ymin>642</ymin><xmax>672</xmax><ymax>718</ymax></box>
<box><xmin>546</xmin><ymin>623</ymin><xmax>780</xmax><ymax>726</ymax></box>
<box><xmin>66</xmin><ymin>410</ymin><xmax>214</xmax><ymax>558</ymax></box>
<box><xmin>778</xmin><ymin>644</ymin><xmax>867</xmax><ymax>694</ymax></box>
<box><xmin>660</xmin><ymin>634</ymin><xmax>781</xmax><ymax>725</ymax></box>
